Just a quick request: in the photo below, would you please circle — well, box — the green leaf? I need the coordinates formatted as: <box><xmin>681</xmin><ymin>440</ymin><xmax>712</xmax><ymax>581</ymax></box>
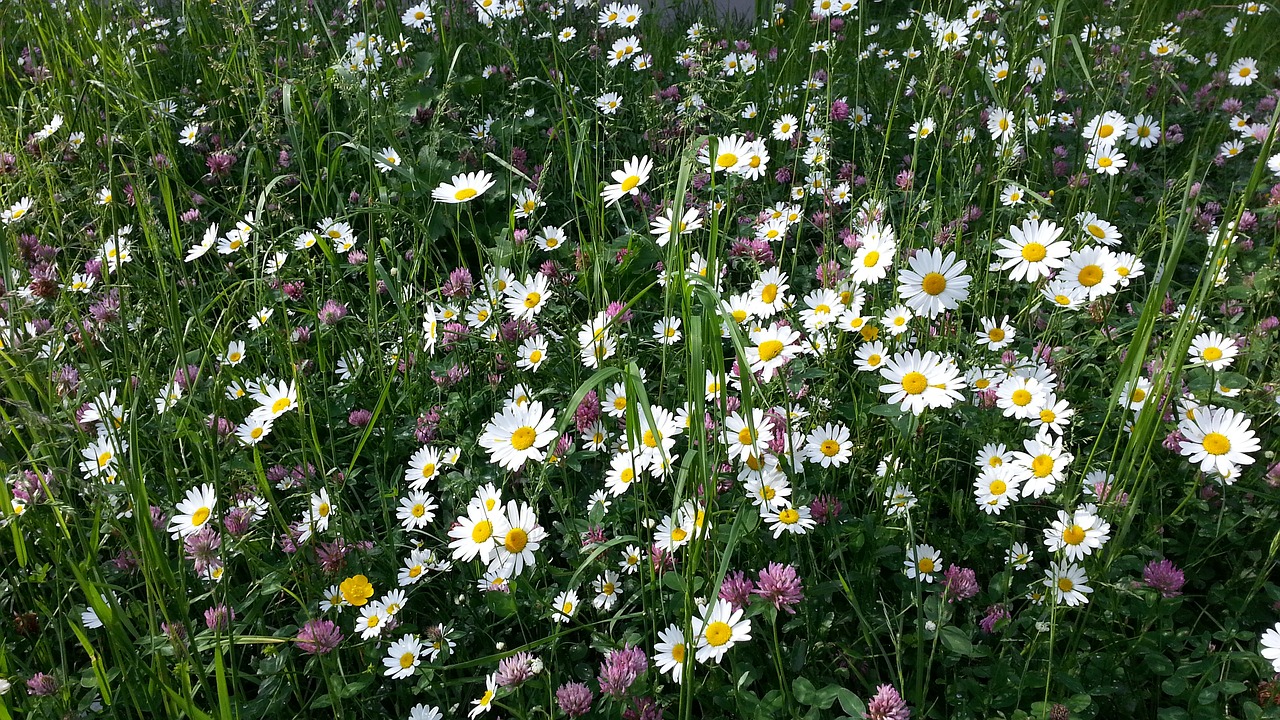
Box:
<box><xmin>1161</xmin><ymin>677</ymin><xmax>1187</xmax><ymax>696</ymax></box>
<box><xmin>1216</xmin><ymin>680</ymin><xmax>1246</xmax><ymax>696</ymax></box>
<box><xmin>940</xmin><ymin>625</ymin><xmax>975</xmax><ymax>657</ymax></box>
<box><xmin>662</xmin><ymin>572</ymin><xmax>686</xmax><ymax>593</ymax></box>
<box><xmin>1146</xmin><ymin>653</ymin><xmax>1174</xmax><ymax>676</ymax></box>
<box><xmin>792</xmin><ymin>677</ymin><xmax>822</xmax><ymax>706</ymax></box>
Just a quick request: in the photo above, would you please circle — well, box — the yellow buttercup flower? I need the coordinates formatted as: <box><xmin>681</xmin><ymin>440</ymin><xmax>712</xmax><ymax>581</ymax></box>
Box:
<box><xmin>340</xmin><ymin>575</ymin><xmax>374</xmax><ymax>607</ymax></box>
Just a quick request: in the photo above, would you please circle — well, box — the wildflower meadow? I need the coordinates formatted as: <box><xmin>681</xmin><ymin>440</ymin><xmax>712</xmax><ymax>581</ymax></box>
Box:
<box><xmin>3</xmin><ymin>0</ymin><xmax>1280</xmax><ymax>717</ymax></box>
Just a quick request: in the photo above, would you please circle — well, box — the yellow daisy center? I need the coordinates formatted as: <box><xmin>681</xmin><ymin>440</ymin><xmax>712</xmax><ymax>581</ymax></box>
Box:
<box><xmin>454</xmin><ymin>187</ymin><xmax>477</xmax><ymax>201</ymax></box>
<box><xmin>1077</xmin><ymin>265</ymin><xmax>1103</xmax><ymax>287</ymax></box>
<box><xmin>1021</xmin><ymin>243</ymin><xmax>1047</xmax><ymax>262</ymax></box>
<box><xmin>757</xmin><ymin>339</ymin><xmax>784</xmax><ymax>362</ymax></box>
<box><xmin>705</xmin><ymin>621</ymin><xmax>732</xmax><ymax>647</ymax></box>
<box><xmin>1062</xmin><ymin>525</ymin><xmax>1086</xmax><ymax>545</ymax></box>
<box><xmin>901</xmin><ymin>371</ymin><xmax>928</xmax><ymax>395</ymax></box>
<box><xmin>1031</xmin><ymin>454</ymin><xmax>1054</xmax><ymax>477</ymax></box>
<box><xmin>921</xmin><ymin>272</ymin><xmax>947</xmax><ymax>296</ymax></box>
<box><xmin>191</xmin><ymin>507</ymin><xmax>211</xmax><ymax>527</ymax></box>
<box><xmin>471</xmin><ymin>520</ymin><xmax>493</xmax><ymax>543</ymax></box>
<box><xmin>504</xmin><ymin>528</ymin><xmax>528</xmax><ymax>553</ymax></box>
<box><xmin>1202</xmin><ymin>432</ymin><xmax>1231</xmax><ymax>455</ymax></box>
<box><xmin>510</xmin><ymin>427</ymin><xmax>537</xmax><ymax>451</ymax></box>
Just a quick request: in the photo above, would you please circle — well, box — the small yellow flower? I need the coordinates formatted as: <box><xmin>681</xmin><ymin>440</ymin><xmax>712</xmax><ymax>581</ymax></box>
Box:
<box><xmin>340</xmin><ymin>574</ymin><xmax>374</xmax><ymax>607</ymax></box>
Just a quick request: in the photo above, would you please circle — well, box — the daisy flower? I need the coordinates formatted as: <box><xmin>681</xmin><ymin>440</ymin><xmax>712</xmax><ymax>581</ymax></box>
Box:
<box><xmin>995</xmin><ymin>219</ymin><xmax>1070</xmax><ymax>282</ymax></box>
<box><xmin>376</xmin><ymin>147</ymin><xmax>401</xmax><ymax>172</ymax></box>
<box><xmin>805</xmin><ymin>423</ymin><xmax>851</xmax><ymax>467</ymax></box>
<box><xmin>650</xmin><ymin>206</ymin><xmax>702</xmax><ymax>247</ymax></box>
<box><xmin>235</xmin><ymin>410</ymin><xmax>275</xmax><ymax>445</ymax></box>
<box><xmin>592</xmin><ymin>571</ymin><xmax>622</xmax><ymax>610</ymax></box>
<box><xmin>619</xmin><ymin>545</ymin><xmax>644</xmax><ymax>575</ymax></box>
<box><xmin>1077</xmin><ymin>212</ymin><xmax>1122</xmax><ymax>246</ymax></box>
<box><xmin>595</xmin><ymin>92</ymin><xmax>622</xmax><ymax>115</ymax></box>
<box><xmin>705</xmin><ymin>134</ymin><xmax>752</xmax><ymax>174</ymax></box>
<box><xmin>722</xmin><ymin>409</ymin><xmax>774</xmax><ymax>462</ymax></box>
<box><xmin>761</xmin><ymin>503</ymin><xmax>816</xmax><ymax>538</ymax></box>
<box><xmin>405</xmin><ymin>445</ymin><xmax>443</xmax><ymax>489</ymax></box>
<box><xmin>878</xmin><ymin>350</ymin><xmax>965</xmax><ymax>415</ymax></box>
<box><xmin>1188</xmin><ymin>331</ymin><xmax>1238</xmax><ymax>370</ymax></box>
<box><xmin>1060</xmin><ymin>246</ymin><xmax>1121</xmax><ymax>300</ymax></box>
<box><xmin>881</xmin><ymin>304</ymin><xmax>914</xmax><ymax>336</ymax></box>
<box><xmin>479</xmin><ymin>400</ymin><xmax>558</xmax><ymax>471</ymax></box>
<box><xmin>1178</xmin><ymin>406</ymin><xmax>1260</xmax><ymax>478</ymax></box>
<box><xmin>653</xmin><ymin>317</ymin><xmax>682</xmax><ymax>345</ymax></box>
<box><xmin>301</xmin><ymin>488</ymin><xmax>335</xmax><ymax>541</ymax></box>
<box><xmin>1007</xmin><ymin>542</ymin><xmax>1033</xmax><ymax>570</ymax></box>
<box><xmin>751</xmin><ymin>268</ymin><xmax>791</xmax><ymax>317</ymax></box>
<box><xmin>1044</xmin><ymin>560</ymin><xmax>1092</xmax><ymax>606</ymax></box>
<box><xmin>974</xmin><ymin>466</ymin><xmax>1019</xmax><ymax>515</ymax></box>
<box><xmin>654</xmin><ymin>512</ymin><xmax>694</xmax><ymax>552</ymax></box>
<box><xmin>551</xmin><ymin>589</ymin><xmax>580</xmax><ymax>623</ymax></box>
<box><xmin>503</xmin><ymin>273</ymin><xmax>551</xmax><ymax>320</ymax></box>
<box><xmin>384</xmin><ymin>634</ymin><xmax>423</xmax><ymax>679</ymax></box>
<box><xmin>224</xmin><ymin>340</ymin><xmax>246</xmax><ymax>365</ymax></box>
<box><xmin>600</xmin><ymin>155</ymin><xmax>653</xmax><ymax>205</ymax></box>
<box><xmin>885</xmin><ymin>484</ymin><xmax>917</xmax><ymax>516</ymax></box>
<box><xmin>1041</xmin><ymin>279</ymin><xmax>1087</xmax><ymax>310</ymax></box>
<box><xmin>1083</xmin><ymin>111</ymin><xmax>1128</xmax><ymax>147</ymax></box>
<box><xmin>1086</xmin><ymin>146</ymin><xmax>1127</xmax><ymax>175</ymax></box>
<box><xmin>169</xmin><ymin>484</ymin><xmax>217</xmax><ymax>539</ymax></box>
<box><xmin>653</xmin><ymin>623</ymin><xmax>689</xmax><ymax>682</ymax></box>
<box><xmin>469</xmin><ymin>674</ymin><xmax>499</xmax><ymax>718</ymax></box>
<box><xmin>1261</xmin><ymin>622</ymin><xmax>1280</xmax><ymax>673</ymax></box>
<box><xmin>252</xmin><ymin>380</ymin><xmax>297</xmax><ymax>418</ymax></box>
<box><xmin>976</xmin><ymin>315</ymin><xmax>1015</xmax><ymax>350</ymax></box>
<box><xmin>694</xmin><ymin>599</ymin><xmax>751</xmax><ymax>663</ymax></box>
<box><xmin>517</xmin><ymin>335</ymin><xmax>549</xmax><ymax>371</ymax></box>
<box><xmin>905</xmin><ymin>544</ymin><xmax>942</xmax><ymax>582</ymax></box>
<box><xmin>1126</xmin><ymin>114</ymin><xmax>1161</xmax><ymax>148</ymax></box>
<box><xmin>850</xmin><ymin>223</ymin><xmax>896</xmax><ymax>285</ymax></box>
<box><xmin>397</xmin><ymin>490</ymin><xmax>438</xmax><ymax>531</ymax></box>
<box><xmin>772</xmin><ymin>114</ymin><xmax>799</xmax><ymax>140</ymax></box>
<box><xmin>1227</xmin><ymin>57</ymin><xmax>1258</xmax><ymax>86</ymax></box>
<box><xmin>448</xmin><ymin>501</ymin><xmax>506</xmax><ymax>563</ymax></box>
<box><xmin>489</xmin><ymin>500</ymin><xmax>545</xmax><ymax>576</ymax></box>
<box><xmin>1043</xmin><ymin>508</ymin><xmax>1111</xmax><ymax>561</ymax></box>
<box><xmin>1032</xmin><ymin>394</ymin><xmax>1074</xmax><ymax>435</ymax></box>
<box><xmin>896</xmin><ymin>248</ymin><xmax>971</xmax><ymax>317</ymax></box>
<box><xmin>402</xmin><ymin>2</ymin><xmax>433</xmax><ymax>27</ymax></box>
<box><xmin>908</xmin><ymin>117</ymin><xmax>936</xmax><ymax>140</ymax></box>
<box><xmin>431</xmin><ymin>171</ymin><xmax>495</xmax><ymax>203</ymax></box>
<box><xmin>80</xmin><ymin>433</ymin><xmax>124</xmax><ymax>478</ymax></box>
<box><xmin>745</xmin><ymin>323</ymin><xmax>801</xmax><ymax>381</ymax></box>
<box><xmin>854</xmin><ymin>340</ymin><xmax>888</xmax><ymax>372</ymax></box>
<box><xmin>744</xmin><ymin>470</ymin><xmax>792</xmax><ymax>509</ymax></box>
<box><xmin>996</xmin><ymin>375</ymin><xmax>1047</xmax><ymax>420</ymax></box>
<box><xmin>1011</xmin><ymin>434</ymin><xmax>1073</xmax><ymax>497</ymax></box>
<box><xmin>2</xmin><ymin>197</ymin><xmax>34</xmax><ymax>225</ymax></box>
